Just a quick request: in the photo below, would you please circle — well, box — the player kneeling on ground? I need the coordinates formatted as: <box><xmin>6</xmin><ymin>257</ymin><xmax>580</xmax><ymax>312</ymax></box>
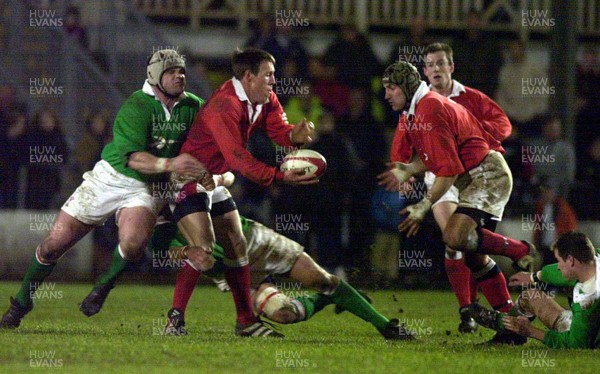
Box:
<box><xmin>469</xmin><ymin>231</ymin><xmax>600</xmax><ymax>348</ymax></box>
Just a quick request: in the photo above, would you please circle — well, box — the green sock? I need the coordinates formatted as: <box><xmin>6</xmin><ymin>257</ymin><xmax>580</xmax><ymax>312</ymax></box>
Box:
<box><xmin>97</xmin><ymin>246</ymin><xmax>128</xmax><ymax>286</ymax></box>
<box><xmin>15</xmin><ymin>251</ymin><xmax>56</xmax><ymax>307</ymax></box>
<box><xmin>329</xmin><ymin>280</ymin><xmax>390</xmax><ymax>332</ymax></box>
<box><xmin>497</xmin><ymin>312</ymin><xmax>509</xmax><ymax>331</ymax></box>
<box><xmin>295</xmin><ymin>293</ymin><xmax>333</xmax><ymax>320</ymax></box>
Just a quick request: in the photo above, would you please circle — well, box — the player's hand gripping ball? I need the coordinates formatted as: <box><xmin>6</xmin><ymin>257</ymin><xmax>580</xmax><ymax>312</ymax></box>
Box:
<box><xmin>280</xmin><ymin>149</ymin><xmax>327</xmax><ymax>178</ymax></box>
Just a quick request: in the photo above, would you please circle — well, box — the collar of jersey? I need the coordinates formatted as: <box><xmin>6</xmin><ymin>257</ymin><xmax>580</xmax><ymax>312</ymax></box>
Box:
<box><xmin>426</xmin><ymin>79</ymin><xmax>466</xmax><ymax>100</ymax></box>
<box><xmin>142</xmin><ymin>80</ymin><xmax>187</xmax><ymax>99</ymax></box>
<box><xmin>232</xmin><ymin>77</ymin><xmax>270</xmax><ymax>104</ymax></box>
<box><xmin>232</xmin><ymin>77</ymin><xmax>267</xmax><ymax>124</ymax></box>
<box><xmin>407</xmin><ymin>81</ymin><xmax>430</xmax><ymax>116</ymax></box>
<box><xmin>142</xmin><ymin>80</ymin><xmax>187</xmax><ymax>121</ymax></box>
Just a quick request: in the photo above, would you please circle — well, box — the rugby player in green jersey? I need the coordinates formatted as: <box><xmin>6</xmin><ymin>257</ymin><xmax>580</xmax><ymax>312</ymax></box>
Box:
<box><xmin>469</xmin><ymin>231</ymin><xmax>600</xmax><ymax>348</ymax></box>
<box><xmin>1</xmin><ymin>49</ymin><xmax>213</xmax><ymax>328</ymax></box>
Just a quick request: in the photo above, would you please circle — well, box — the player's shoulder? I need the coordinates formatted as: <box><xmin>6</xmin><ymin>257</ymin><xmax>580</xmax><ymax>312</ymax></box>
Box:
<box><xmin>119</xmin><ymin>90</ymin><xmax>154</xmax><ymax>115</ymax></box>
<box><xmin>182</xmin><ymin>91</ymin><xmax>205</xmax><ymax>107</ymax></box>
<box><xmin>461</xmin><ymin>85</ymin><xmax>491</xmax><ymax>101</ymax></box>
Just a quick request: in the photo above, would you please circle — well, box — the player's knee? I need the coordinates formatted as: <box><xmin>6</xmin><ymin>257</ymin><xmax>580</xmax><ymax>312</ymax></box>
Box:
<box><xmin>226</xmin><ymin>234</ymin><xmax>247</xmax><ymax>258</ymax></box>
<box><xmin>269</xmin><ymin>307</ymin><xmax>300</xmax><ymax>324</ymax></box>
<box><xmin>38</xmin><ymin>241</ymin><xmax>61</xmax><ymax>263</ymax></box>
<box><xmin>443</xmin><ymin>228</ymin><xmax>466</xmax><ymax>251</ymax></box>
<box><xmin>119</xmin><ymin>236</ymin><xmax>147</xmax><ymax>260</ymax></box>
<box><xmin>254</xmin><ymin>286</ymin><xmax>302</xmax><ymax>324</ymax></box>
<box><xmin>521</xmin><ymin>288</ymin><xmax>541</xmax><ymax>308</ymax></box>
<box><xmin>311</xmin><ymin>273</ymin><xmax>340</xmax><ymax>294</ymax></box>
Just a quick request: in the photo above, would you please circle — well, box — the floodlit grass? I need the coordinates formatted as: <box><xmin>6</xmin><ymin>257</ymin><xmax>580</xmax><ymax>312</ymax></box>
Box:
<box><xmin>0</xmin><ymin>282</ymin><xmax>598</xmax><ymax>373</ymax></box>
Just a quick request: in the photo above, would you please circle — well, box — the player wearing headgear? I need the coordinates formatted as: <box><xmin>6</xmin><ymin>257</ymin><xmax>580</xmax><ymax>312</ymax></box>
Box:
<box><xmin>389</xmin><ymin>42</ymin><xmax>514</xmax><ymax>334</ymax></box>
<box><xmin>169</xmin><ymin>48</ymin><xmax>317</xmax><ymax>338</ymax></box>
<box><xmin>1</xmin><ymin>48</ymin><xmax>211</xmax><ymax>329</ymax></box>
<box><xmin>377</xmin><ymin>60</ymin><xmax>540</xmax><ymax>345</ymax></box>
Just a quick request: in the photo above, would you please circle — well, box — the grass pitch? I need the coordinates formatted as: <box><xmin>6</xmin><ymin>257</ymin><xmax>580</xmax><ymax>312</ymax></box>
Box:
<box><xmin>0</xmin><ymin>282</ymin><xmax>598</xmax><ymax>373</ymax></box>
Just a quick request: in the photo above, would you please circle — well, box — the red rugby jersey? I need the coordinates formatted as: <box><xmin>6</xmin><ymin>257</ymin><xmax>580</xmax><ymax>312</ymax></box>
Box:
<box><xmin>406</xmin><ymin>91</ymin><xmax>493</xmax><ymax>177</ymax></box>
<box><xmin>180</xmin><ymin>79</ymin><xmax>296</xmax><ymax>186</ymax></box>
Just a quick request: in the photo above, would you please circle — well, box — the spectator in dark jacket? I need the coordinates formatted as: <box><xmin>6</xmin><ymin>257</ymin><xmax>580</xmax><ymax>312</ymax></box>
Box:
<box><xmin>25</xmin><ymin>108</ymin><xmax>68</xmax><ymax>209</ymax></box>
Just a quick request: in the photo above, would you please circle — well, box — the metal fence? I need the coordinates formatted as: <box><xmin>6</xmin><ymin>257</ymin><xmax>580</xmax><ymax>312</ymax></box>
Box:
<box><xmin>133</xmin><ymin>0</ymin><xmax>600</xmax><ymax>37</ymax></box>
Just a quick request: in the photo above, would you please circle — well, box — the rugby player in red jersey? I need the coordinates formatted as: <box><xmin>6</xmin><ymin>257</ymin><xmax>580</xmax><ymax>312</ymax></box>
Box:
<box><xmin>378</xmin><ymin>60</ymin><xmax>539</xmax><ymax>344</ymax></box>
<box><xmin>172</xmin><ymin>48</ymin><xmax>316</xmax><ymax>337</ymax></box>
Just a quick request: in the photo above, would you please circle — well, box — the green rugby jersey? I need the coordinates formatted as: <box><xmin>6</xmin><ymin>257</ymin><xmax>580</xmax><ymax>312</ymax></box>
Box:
<box><xmin>101</xmin><ymin>82</ymin><xmax>204</xmax><ymax>183</ymax></box>
<box><xmin>539</xmin><ymin>249</ymin><xmax>600</xmax><ymax>349</ymax></box>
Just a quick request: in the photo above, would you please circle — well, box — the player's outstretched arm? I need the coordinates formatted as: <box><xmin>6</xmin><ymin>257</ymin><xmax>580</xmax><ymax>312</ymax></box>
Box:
<box><xmin>377</xmin><ymin>160</ymin><xmax>427</xmax><ymax>191</ymax></box>
<box><xmin>128</xmin><ymin>152</ymin><xmax>208</xmax><ymax>177</ymax></box>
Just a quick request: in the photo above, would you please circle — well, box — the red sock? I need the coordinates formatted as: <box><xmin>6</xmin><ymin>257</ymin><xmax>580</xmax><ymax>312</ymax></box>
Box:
<box><xmin>445</xmin><ymin>258</ymin><xmax>472</xmax><ymax>308</ymax></box>
<box><xmin>173</xmin><ymin>262</ymin><xmax>201</xmax><ymax>317</ymax></box>
<box><xmin>480</xmin><ymin>228</ymin><xmax>528</xmax><ymax>260</ymax></box>
<box><xmin>477</xmin><ymin>265</ymin><xmax>513</xmax><ymax>313</ymax></box>
<box><xmin>469</xmin><ymin>273</ymin><xmax>479</xmax><ymax>304</ymax></box>
<box><xmin>224</xmin><ymin>265</ymin><xmax>257</xmax><ymax>326</ymax></box>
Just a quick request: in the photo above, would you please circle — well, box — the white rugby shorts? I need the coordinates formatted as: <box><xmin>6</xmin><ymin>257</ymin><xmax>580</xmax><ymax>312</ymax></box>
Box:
<box><xmin>424</xmin><ymin>171</ymin><xmax>459</xmax><ymax>207</ymax></box>
<box><xmin>62</xmin><ymin>160</ymin><xmax>164</xmax><ymax>225</ymax></box>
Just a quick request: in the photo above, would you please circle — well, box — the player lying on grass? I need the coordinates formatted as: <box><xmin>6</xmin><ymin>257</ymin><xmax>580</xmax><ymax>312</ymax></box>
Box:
<box><xmin>469</xmin><ymin>231</ymin><xmax>600</xmax><ymax>348</ymax></box>
<box><xmin>80</xmin><ymin>209</ymin><xmax>413</xmax><ymax>340</ymax></box>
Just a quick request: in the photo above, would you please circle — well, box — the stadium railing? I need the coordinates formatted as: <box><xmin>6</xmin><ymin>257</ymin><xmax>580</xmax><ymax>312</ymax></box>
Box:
<box><xmin>133</xmin><ymin>0</ymin><xmax>600</xmax><ymax>37</ymax></box>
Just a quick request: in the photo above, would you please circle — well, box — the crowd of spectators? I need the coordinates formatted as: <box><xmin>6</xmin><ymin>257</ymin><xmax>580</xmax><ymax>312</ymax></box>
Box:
<box><xmin>2</xmin><ymin>8</ymin><xmax>600</xmax><ymax>281</ymax></box>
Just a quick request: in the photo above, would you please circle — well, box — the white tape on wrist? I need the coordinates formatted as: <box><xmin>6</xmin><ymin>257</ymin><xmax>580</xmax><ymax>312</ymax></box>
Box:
<box><xmin>155</xmin><ymin>158</ymin><xmax>169</xmax><ymax>172</ymax></box>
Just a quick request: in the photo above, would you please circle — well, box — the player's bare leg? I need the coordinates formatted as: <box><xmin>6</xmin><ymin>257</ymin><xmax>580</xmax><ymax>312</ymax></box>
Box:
<box><xmin>263</xmin><ymin>253</ymin><xmax>414</xmax><ymax>340</ymax></box>
<box><xmin>444</xmin><ymin>213</ymin><xmax>531</xmax><ymax>344</ymax></box>
<box><xmin>177</xmin><ymin>211</ymin><xmax>216</xmax><ymax>271</ymax></box>
<box><xmin>432</xmin><ymin>202</ymin><xmax>478</xmax><ymax>333</ymax></box>
<box><xmin>517</xmin><ymin>288</ymin><xmax>568</xmax><ymax>331</ymax></box>
<box><xmin>117</xmin><ymin>207</ymin><xmax>157</xmax><ymax>260</ymax></box>
<box><xmin>444</xmin><ymin>212</ymin><xmax>536</xmax><ymax>271</ymax></box>
<box><xmin>213</xmin><ymin>210</ymin><xmax>282</xmax><ymax>337</ymax></box>
<box><xmin>1</xmin><ymin>211</ymin><xmax>94</xmax><ymax>328</ymax></box>
<box><xmin>443</xmin><ymin>214</ymin><xmax>513</xmax><ymax>310</ymax></box>
<box><xmin>79</xmin><ymin>207</ymin><xmax>158</xmax><ymax>317</ymax></box>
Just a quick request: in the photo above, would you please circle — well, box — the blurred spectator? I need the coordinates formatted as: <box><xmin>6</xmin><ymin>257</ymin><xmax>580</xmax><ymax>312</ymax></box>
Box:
<box><xmin>303</xmin><ymin>111</ymin><xmax>355</xmax><ymax>276</ymax></box>
<box><xmin>384</xmin><ymin>15</ymin><xmax>432</xmax><ymax>127</ymax></box>
<box><xmin>25</xmin><ymin>108</ymin><xmax>68</xmax><ymax>209</ymax></box>
<box><xmin>575</xmin><ymin>46</ymin><xmax>600</xmax><ymax>176</ymax></box>
<box><xmin>72</xmin><ymin>110</ymin><xmax>112</xmax><ymax>176</ymax></box>
<box><xmin>495</xmin><ymin>38</ymin><xmax>548</xmax><ymax>138</ymax></box>
<box><xmin>573</xmin><ymin>136</ymin><xmax>600</xmax><ymax>220</ymax></box>
<box><xmin>246</xmin><ymin>14</ymin><xmax>309</xmax><ymax>82</ymax></box>
<box><xmin>503</xmin><ymin>126</ymin><xmax>535</xmax><ymax>217</ymax></box>
<box><xmin>309</xmin><ymin>57</ymin><xmax>351</xmax><ymax>118</ymax></box>
<box><xmin>70</xmin><ymin>110</ymin><xmax>116</xmax><ymax>260</ymax></box>
<box><xmin>452</xmin><ymin>8</ymin><xmax>502</xmax><ymax>98</ymax></box>
<box><xmin>283</xmin><ymin>81</ymin><xmax>324</xmax><ymax>126</ymax></box>
<box><xmin>0</xmin><ymin>110</ymin><xmax>28</xmax><ymax>208</ymax></box>
<box><xmin>530</xmin><ymin>115</ymin><xmax>576</xmax><ymax>198</ymax></box>
<box><xmin>575</xmin><ymin>46</ymin><xmax>600</xmax><ymax>111</ymax></box>
<box><xmin>533</xmin><ymin>179</ymin><xmax>577</xmax><ymax>265</ymax></box>
<box><xmin>64</xmin><ymin>5</ymin><xmax>88</xmax><ymax>49</ymax></box>
<box><xmin>323</xmin><ymin>23</ymin><xmax>381</xmax><ymax>92</ymax></box>
<box><xmin>0</xmin><ymin>84</ymin><xmax>27</xmax><ymax>127</ymax></box>
<box><xmin>388</xmin><ymin>15</ymin><xmax>432</xmax><ymax>69</ymax></box>
<box><xmin>337</xmin><ymin>88</ymin><xmax>387</xmax><ymax>269</ymax></box>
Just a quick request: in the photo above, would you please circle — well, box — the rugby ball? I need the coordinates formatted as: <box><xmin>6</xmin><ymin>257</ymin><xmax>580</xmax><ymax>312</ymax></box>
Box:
<box><xmin>280</xmin><ymin>149</ymin><xmax>327</xmax><ymax>178</ymax></box>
